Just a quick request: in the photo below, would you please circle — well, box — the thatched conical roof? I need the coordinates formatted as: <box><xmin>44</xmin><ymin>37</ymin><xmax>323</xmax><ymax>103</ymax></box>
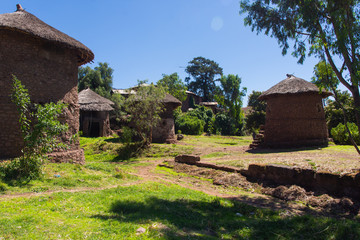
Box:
<box><xmin>259</xmin><ymin>75</ymin><xmax>332</xmax><ymax>100</ymax></box>
<box><xmin>162</xmin><ymin>93</ymin><xmax>182</xmax><ymax>105</ymax></box>
<box><xmin>0</xmin><ymin>4</ymin><xmax>94</xmax><ymax>65</ymax></box>
<box><xmin>79</xmin><ymin>88</ymin><xmax>114</xmax><ymax>111</ymax></box>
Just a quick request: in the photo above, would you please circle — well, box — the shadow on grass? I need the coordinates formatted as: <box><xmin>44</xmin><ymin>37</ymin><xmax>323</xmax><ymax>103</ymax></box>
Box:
<box><xmin>246</xmin><ymin>145</ymin><xmax>326</xmax><ymax>154</ymax></box>
<box><xmin>110</xmin><ymin>141</ymin><xmax>146</xmax><ymax>162</ymax></box>
<box><xmin>92</xmin><ymin>196</ymin><xmax>360</xmax><ymax>239</ymax></box>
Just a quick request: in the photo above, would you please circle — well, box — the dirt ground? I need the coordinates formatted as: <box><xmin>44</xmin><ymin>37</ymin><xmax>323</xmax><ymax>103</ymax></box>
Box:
<box><xmin>179</xmin><ymin>140</ymin><xmax>360</xmax><ymax>175</ymax></box>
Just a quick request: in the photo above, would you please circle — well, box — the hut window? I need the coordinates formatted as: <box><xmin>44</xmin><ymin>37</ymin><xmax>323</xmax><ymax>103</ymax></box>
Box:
<box><xmin>162</xmin><ymin>120</ymin><xmax>167</xmax><ymax>126</ymax></box>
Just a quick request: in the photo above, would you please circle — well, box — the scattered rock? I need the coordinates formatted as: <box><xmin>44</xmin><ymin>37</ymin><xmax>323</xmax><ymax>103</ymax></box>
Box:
<box><xmin>175</xmin><ymin>155</ymin><xmax>200</xmax><ymax>163</ymax></box>
<box><xmin>177</xmin><ymin>134</ymin><xmax>184</xmax><ymax>140</ymax></box>
<box><xmin>136</xmin><ymin>227</ymin><xmax>146</xmax><ymax>235</ymax></box>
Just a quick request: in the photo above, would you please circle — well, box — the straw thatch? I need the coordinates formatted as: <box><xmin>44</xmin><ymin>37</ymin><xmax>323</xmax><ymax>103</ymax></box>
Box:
<box><xmin>0</xmin><ymin>4</ymin><xmax>94</xmax><ymax>65</ymax></box>
<box><xmin>79</xmin><ymin>88</ymin><xmax>114</xmax><ymax>112</ymax></box>
<box><xmin>259</xmin><ymin>75</ymin><xmax>332</xmax><ymax>100</ymax></box>
<box><xmin>163</xmin><ymin>93</ymin><xmax>182</xmax><ymax>105</ymax></box>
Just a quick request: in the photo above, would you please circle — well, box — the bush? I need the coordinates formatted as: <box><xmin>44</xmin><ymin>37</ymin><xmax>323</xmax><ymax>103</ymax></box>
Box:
<box><xmin>175</xmin><ymin>114</ymin><xmax>204</xmax><ymax>135</ymax></box>
<box><xmin>331</xmin><ymin>122</ymin><xmax>360</xmax><ymax>145</ymax></box>
<box><xmin>213</xmin><ymin>113</ymin><xmax>238</xmax><ymax>136</ymax></box>
<box><xmin>187</xmin><ymin>105</ymin><xmax>214</xmax><ymax>133</ymax></box>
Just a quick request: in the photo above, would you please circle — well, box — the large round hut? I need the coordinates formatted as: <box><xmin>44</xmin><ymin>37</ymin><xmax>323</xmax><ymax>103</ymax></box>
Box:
<box><xmin>153</xmin><ymin>94</ymin><xmax>182</xmax><ymax>143</ymax></box>
<box><xmin>258</xmin><ymin>75</ymin><xmax>331</xmax><ymax>148</ymax></box>
<box><xmin>79</xmin><ymin>89</ymin><xmax>114</xmax><ymax>137</ymax></box>
<box><xmin>0</xmin><ymin>5</ymin><xmax>94</xmax><ymax>162</ymax></box>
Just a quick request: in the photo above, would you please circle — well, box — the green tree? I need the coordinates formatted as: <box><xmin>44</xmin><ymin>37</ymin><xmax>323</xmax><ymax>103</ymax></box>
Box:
<box><xmin>5</xmin><ymin>76</ymin><xmax>68</xmax><ymax>180</ymax></box>
<box><xmin>185</xmin><ymin>57</ymin><xmax>223</xmax><ymax>102</ymax></box>
<box><xmin>157</xmin><ymin>73</ymin><xmax>187</xmax><ymax>102</ymax></box>
<box><xmin>216</xmin><ymin>74</ymin><xmax>247</xmax><ymax>135</ymax></box>
<box><xmin>245</xmin><ymin>91</ymin><xmax>266</xmax><ymax>132</ymax></box>
<box><xmin>240</xmin><ymin>0</ymin><xmax>360</xmax><ymax>133</ymax></box>
<box><xmin>124</xmin><ymin>82</ymin><xmax>166</xmax><ymax>145</ymax></box>
<box><xmin>312</xmin><ymin>60</ymin><xmax>360</xmax><ymax>153</ymax></box>
<box><xmin>78</xmin><ymin>62</ymin><xmax>113</xmax><ymax>98</ymax></box>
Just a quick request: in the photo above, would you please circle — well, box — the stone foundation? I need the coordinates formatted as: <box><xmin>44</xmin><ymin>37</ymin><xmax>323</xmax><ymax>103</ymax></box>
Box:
<box><xmin>48</xmin><ymin>149</ymin><xmax>85</xmax><ymax>165</ymax></box>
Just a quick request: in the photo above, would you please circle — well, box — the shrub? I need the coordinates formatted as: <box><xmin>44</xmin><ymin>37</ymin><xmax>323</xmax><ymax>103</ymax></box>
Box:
<box><xmin>0</xmin><ymin>76</ymin><xmax>69</xmax><ymax>181</ymax></box>
<box><xmin>331</xmin><ymin>122</ymin><xmax>360</xmax><ymax>145</ymax></box>
<box><xmin>175</xmin><ymin>114</ymin><xmax>204</xmax><ymax>135</ymax></box>
<box><xmin>214</xmin><ymin>113</ymin><xmax>237</xmax><ymax>136</ymax></box>
<box><xmin>187</xmin><ymin>105</ymin><xmax>214</xmax><ymax>133</ymax></box>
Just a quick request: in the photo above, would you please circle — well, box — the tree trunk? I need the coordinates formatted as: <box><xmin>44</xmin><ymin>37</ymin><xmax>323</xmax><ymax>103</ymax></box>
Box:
<box><xmin>350</xmin><ymin>87</ymin><xmax>360</xmax><ymax>134</ymax></box>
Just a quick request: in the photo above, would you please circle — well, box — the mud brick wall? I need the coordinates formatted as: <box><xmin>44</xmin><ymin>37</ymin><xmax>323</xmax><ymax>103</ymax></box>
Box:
<box><xmin>264</xmin><ymin>94</ymin><xmax>328</xmax><ymax>147</ymax></box>
<box><xmin>244</xmin><ymin>164</ymin><xmax>360</xmax><ymax>200</ymax></box>
<box><xmin>0</xmin><ymin>30</ymin><xmax>81</xmax><ymax>159</ymax></box>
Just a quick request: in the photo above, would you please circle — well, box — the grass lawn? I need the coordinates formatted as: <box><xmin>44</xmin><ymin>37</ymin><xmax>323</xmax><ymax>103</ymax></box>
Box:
<box><xmin>0</xmin><ymin>135</ymin><xmax>359</xmax><ymax>239</ymax></box>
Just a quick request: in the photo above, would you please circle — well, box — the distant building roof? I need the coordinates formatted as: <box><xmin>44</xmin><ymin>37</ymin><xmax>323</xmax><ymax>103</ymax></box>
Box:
<box><xmin>200</xmin><ymin>102</ymin><xmax>218</xmax><ymax>106</ymax></box>
<box><xmin>259</xmin><ymin>74</ymin><xmax>332</xmax><ymax>100</ymax></box>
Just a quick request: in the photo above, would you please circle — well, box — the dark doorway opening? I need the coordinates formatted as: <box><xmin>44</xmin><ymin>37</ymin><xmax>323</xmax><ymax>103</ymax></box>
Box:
<box><xmin>90</xmin><ymin>122</ymin><xmax>100</xmax><ymax>137</ymax></box>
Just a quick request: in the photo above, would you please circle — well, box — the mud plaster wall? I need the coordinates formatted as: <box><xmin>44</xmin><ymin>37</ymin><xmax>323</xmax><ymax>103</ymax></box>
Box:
<box><xmin>264</xmin><ymin>94</ymin><xmax>328</xmax><ymax>147</ymax></box>
<box><xmin>244</xmin><ymin>164</ymin><xmax>360</xmax><ymax>200</ymax></box>
<box><xmin>0</xmin><ymin>30</ymin><xmax>81</xmax><ymax>160</ymax></box>
<box><xmin>80</xmin><ymin>110</ymin><xmax>112</xmax><ymax>137</ymax></box>
<box><xmin>152</xmin><ymin>102</ymin><xmax>180</xmax><ymax>143</ymax></box>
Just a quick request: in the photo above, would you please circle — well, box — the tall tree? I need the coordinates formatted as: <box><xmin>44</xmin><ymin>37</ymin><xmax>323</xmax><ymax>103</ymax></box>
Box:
<box><xmin>124</xmin><ymin>82</ymin><xmax>166</xmax><ymax>145</ymax></box>
<box><xmin>216</xmin><ymin>74</ymin><xmax>247</xmax><ymax>134</ymax></box>
<box><xmin>245</xmin><ymin>90</ymin><xmax>266</xmax><ymax>132</ymax></box>
<box><xmin>240</xmin><ymin>0</ymin><xmax>360</xmax><ymax>132</ymax></box>
<box><xmin>78</xmin><ymin>62</ymin><xmax>113</xmax><ymax>98</ymax></box>
<box><xmin>157</xmin><ymin>73</ymin><xmax>187</xmax><ymax>102</ymax></box>
<box><xmin>185</xmin><ymin>57</ymin><xmax>223</xmax><ymax>102</ymax></box>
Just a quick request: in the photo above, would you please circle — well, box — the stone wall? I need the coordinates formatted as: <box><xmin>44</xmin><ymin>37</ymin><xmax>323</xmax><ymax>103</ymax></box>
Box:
<box><xmin>0</xmin><ymin>30</ymin><xmax>83</xmax><ymax>161</ymax></box>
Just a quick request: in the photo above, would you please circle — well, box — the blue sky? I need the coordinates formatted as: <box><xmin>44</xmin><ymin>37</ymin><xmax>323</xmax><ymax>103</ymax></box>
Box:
<box><xmin>2</xmin><ymin>0</ymin><xmax>322</xmax><ymax>105</ymax></box>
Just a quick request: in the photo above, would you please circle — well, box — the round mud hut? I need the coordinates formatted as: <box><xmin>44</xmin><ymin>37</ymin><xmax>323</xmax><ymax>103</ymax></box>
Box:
<box><xmin>153</xmin><ymin>94</ymin><xmax>182</xmax><ymax>143</ymax></box>
<box><xmin>79</xmin><ymin>89</ymin><xmax>114</xmax><ymax>137</ymax></box>
<box><xmin>0</xmin><ymin>5</ymin><xmax>94</xmax><ymax>162</ymax></box>
<box><xmin>258</xmin><ymin>75</ymin><xmax>331</xmax><ymax>148</ymax></box>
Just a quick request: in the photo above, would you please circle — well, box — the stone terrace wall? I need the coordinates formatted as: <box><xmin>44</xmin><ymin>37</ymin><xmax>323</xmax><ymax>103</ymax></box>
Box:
<box><xmin>0</xmin><ymin>30</ymin><xmax>82</xmax><ymax>161</ymax></box>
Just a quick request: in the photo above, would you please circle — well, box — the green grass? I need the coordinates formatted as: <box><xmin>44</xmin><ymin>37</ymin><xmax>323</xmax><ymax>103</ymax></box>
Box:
<box><xmin>0</xmin><ymin>182</ymin><xmax>359</xmax><ymax>239</ymax></box>
<box><xmin>0</xmin><ymin>135</ymin><xmax>360</xmax><ymax>239</ymax></box>
<box><xmin>184</xmin><ymin>135</ymin><xmax>252</xmax><ymax>147</ymax></box>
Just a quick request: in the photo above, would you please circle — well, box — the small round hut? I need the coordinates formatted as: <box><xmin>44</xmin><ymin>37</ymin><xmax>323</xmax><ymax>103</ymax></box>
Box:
<box><xmin>153</xmin><ymin>94</ymin><xmax>182</xmax><ymax>143</ymax></box>
<box><xmin>258</xmin><ymin>75</ymin><xmax>331</xmax><ymax>148</ymax></box>
<box><xmin>0</xmin><ymin>5</ymin><xmax>94</xmax><ymax>162</ymax></box>
<box><xmin>79</xmin><ymin>89</ymin><xmax>114</xmax><ymax>137</ymax></box>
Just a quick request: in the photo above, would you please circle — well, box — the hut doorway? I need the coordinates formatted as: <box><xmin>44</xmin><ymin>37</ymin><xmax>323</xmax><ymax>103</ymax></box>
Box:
<box><xmin>89</xmin><ymin>121</ymin><xmax>100</xmax><ymax>137</ymax></box>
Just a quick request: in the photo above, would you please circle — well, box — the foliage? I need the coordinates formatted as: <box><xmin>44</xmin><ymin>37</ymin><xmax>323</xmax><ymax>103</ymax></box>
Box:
<box><xmin>216</xmin><ymin>74</ymin><xmax>247</xmax><ymax>135</ymax></box>
<box><xmin>175</xmin><ymin>113</ymin><xmax>204</xmax><ymax>135</ymax></box>
<box><xmin>324</xmin><ymin>92</ymin><xmax>356</xmax><ymax>136</ymax></box>
<box><xmin>331</xmin><ymin>122</ymin><xmax>360</xmax><ymax>145</ymax></box>
<box><xmin>124</xmin><ymin>82</ymin><xmax>166</xmax><ymax>144</ymax></box>
<box><xmin>240</xmin><ymin>0</ymin><xmax>360</xmax><ymax>133</ymax></box>
<box><xmin>2</xmin><ymin>76</ymin><xmax>68</xmax><ymax>181</ymax></box>
<box><xmin>78</xmin><ymin>62</ymin><xmax>113</xmax><ymax>98</ymax></box>
<box><xmin>187</xmin><ymin>105</ymin><xmax>214</xmax><ymax>133</ymax></box>
<box><xmin>213</xmin><ymin>113</ymin><xmax>238</xmax><ymax>136</ymax></box>
<box><xmin>245</xmin><ymin>91</ymin><xmax>266</xmax><ymax>132</ymax></box>
<box><xmin>157</xmin><ymin>72</ymin><xmax>187</xmax><ymax>102</ymax></box>
<box><xmin>185</xmin><ymin>56</ymin><xmax>223</xmax><ymax>102</ymax></box>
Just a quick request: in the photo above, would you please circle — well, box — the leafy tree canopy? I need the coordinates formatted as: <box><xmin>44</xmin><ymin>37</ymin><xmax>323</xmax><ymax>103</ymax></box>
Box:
<box><xmin>216</xmin><ymin>74</ymin><xmax>247</xmax><ymax>135</ymax></box>
<box><xmin>245</xmin><ymin>91</ymin><xmax>266</xmax><ymax>132</ymax></box>
<box><xmin>240</xmin><ymin>0</ymin><xmax>360</xmax><ymax>131</ymax></box>
<box><xmin>124</xmin><ymin>81</ymin><xmax>166</xmax><ymax>145</ymax></box>
<box><xmin>157</xmin><ymin>73</ymin><xmax>187</xmax><ymax>102</ymax></box>
<box><xmin>248</xmin><ymin>90</ymin><xmax>266</xmax><ymax>112</ymax></box>
<box><xmin>185</xmin><ymin>57</ymin><xmax>223</xmax><ymax>102</ymax></box>
<box><xmin>78</xmin><ymin>62</ymin><xmax>113</xmax><ymax>98</ymax></box>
